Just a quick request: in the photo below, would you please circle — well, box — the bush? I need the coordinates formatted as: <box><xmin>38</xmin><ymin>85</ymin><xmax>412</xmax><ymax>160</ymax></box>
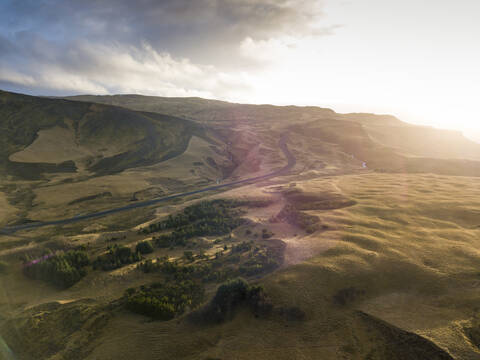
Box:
<box><xmin>125</xmin><ymin>280</ymin><xmax>205</xmax><ymax>320</ymax></box>
<box><xmin>135</xmin><ymin>240</ymin><xmax>154</xmax><ymax>255</ymax></box>
<box><xmin>232</xmin><ymin>241</ymin><xmax>252</xmax><ymax>253</ymax></box>
<box><xmin>23</xmin><ymin>250</ymin><xmax>89</xmax><ymax>289</ymax></box>
<box><xmin>209</xmin><ymin>278</ymin><xmax>249</xmax><ymax>321</ymax></box>
<box><xmin>93</xmin><ymin>245</ymin><xmax>141</xmax><ymax>271</ymax></box>
<box><xmin>202</xmin><ymin>278</ymin><xmax>272</xmax><ymax>322</ymax></box>
<box><xmin>139</xmin><ymin>200</ymin><xmax>246</xmax><ymax>248</ymax></box>
<box><xmin>261</xmin><ymin>229</ymin><xmax>274</xmax><ymax>239</ymax></box>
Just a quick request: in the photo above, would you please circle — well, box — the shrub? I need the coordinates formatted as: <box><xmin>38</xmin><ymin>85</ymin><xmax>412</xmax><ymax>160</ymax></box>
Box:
<box><xmin>140</xmin><ymin>200</ymin><xmax>246</xmax><ymax>249</ymax></box>
<box><xmin>232</xmin><ymin>241</ymin><xmax>252</xmax><ymax>253</ymax></box>
<box><xmin>93</xmin><ymin>245</ymin><xmax>141</xmax><ymax>271</ymax></box>
<box><xmin>125</xmin><ymin>280</ymin><xmax>205</xmax><ymax>320</ymax></box>
<box><xmin>261</xmin><ymin>229</ymin><xmax>274</xmax><ymax>239</ymax></box>
<box><xmin>209</xmin><ymin>278</ymin><xmax>249</xmax><ymax>321</ymax></box>
<box><xmin>136</xmin><ymin>240</ymin><xmax>154</xmax><ymax>255</ymax></box>
<box><xmin>202</xmin><ymin>278</ymin><xmax>272</xmax><ymax>322</ymax></box>
<box><xmin>23</xmin><ymin>250</ymin><xmax>89</xmax><ymax>289</ymax></box>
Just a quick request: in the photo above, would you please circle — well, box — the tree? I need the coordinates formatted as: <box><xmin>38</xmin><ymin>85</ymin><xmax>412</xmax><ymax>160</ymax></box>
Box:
<box><xmin>136</xmin><ymin>240</ymin><xmax>154</xmax><ymax>255</ymax></box>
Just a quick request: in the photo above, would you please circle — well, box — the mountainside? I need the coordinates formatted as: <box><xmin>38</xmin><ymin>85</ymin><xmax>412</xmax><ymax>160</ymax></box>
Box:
<box><xmin>0</xmin><ymin>91</ymin><xmax>205</xmax><ymax>179</ymax></box>
<box><xmin>67</xmin><ymin>94</ymin><xmax>480</xmax><ymax>162</ymax></box>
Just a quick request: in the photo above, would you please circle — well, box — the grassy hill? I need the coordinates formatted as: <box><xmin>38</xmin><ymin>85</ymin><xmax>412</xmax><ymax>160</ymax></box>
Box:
<box><xmin>0</xmin><ymin>90</ymin><xmax>205</xmax><ymax>179</ymax></box>
<box><xmin>67</xmin><ymin>94</ymin><xmax>480</xmax><ymax>162</ymax></box>
<box><xmin>2</xmin><ymin>90</ymin><xmax>480</xmax><ymax>359</ymax></box>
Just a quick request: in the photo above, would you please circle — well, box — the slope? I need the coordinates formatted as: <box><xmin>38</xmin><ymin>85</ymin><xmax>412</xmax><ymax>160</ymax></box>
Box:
<box><xmin>0</xmin><ymin>90</ymin><xmax>204</xmax><ymax>180</ymax></box>
<box><xmin>66</xmin><ymin>94</ymin><xmax>480</xmax><ymax>162</ymax></box>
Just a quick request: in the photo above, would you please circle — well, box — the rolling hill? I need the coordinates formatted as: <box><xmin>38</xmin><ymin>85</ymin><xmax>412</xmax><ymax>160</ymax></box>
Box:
<box><xmin>0</xmin><ymin>90</ymin><xmax>208</xmax><ymax>180</ymax></box>
<box><xmin>2</xmin><ymin>90</ymin><xmax>480</xmax><ymax>359</ymax></box>
<box><xmin>67</xmin><ymin>93</ymin><xmax>480</xmax><ymax>162</ymax></box>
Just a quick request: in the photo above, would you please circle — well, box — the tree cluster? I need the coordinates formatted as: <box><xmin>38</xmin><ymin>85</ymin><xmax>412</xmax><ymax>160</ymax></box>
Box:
<box><xmin>138</xmin><ymin>257</ymin><xmax>235</xmax><ymax>283</ymax></box>
<box><xmin>202</xmin><ymin>278</ymin><xmax>272</xmax><ymax>322</ymax></box>
<box><xmin>93</xmin><ymin>245</ymin><xmax>141</xmax><ymax>271</ymax></box>
<box><xmin>139</xmin><ymin>200</ymin><xmax>246</xmax><ymax>248</ymax></box>
<box><xmin>23</xmin><ymin>250</ymin><xmax>89</xmax><ymax>289</ymax></box>
<box><xmin>125</xmin><ymin>280</ymin><xmax>205</xmax><ymax>320</ymax></box>
<box><xmin>135</xmin><ymin>240</ymin><xmax>154</xmax><ymax>255</ymax></box>
<box><xmin>139</xmin><ymin>199</ymin><xmax>245</xmax><ymax>235</ymax></box>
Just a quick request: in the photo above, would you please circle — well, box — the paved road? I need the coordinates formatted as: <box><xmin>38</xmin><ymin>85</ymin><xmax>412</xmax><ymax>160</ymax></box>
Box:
<box><xmin>0</xmin><ymin>135</ymin><xmax>295</xmax><ymax>235</ymax></box>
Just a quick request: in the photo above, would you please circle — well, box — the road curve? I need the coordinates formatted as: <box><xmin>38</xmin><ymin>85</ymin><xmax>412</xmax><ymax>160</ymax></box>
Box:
<box><xmin>0</xmin><ymin>135</ymin><xmax>295</xmax><ymax>235</ymax></box>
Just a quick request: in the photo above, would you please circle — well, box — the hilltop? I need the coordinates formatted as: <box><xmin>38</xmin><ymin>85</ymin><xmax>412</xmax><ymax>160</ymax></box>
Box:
<box><xmin>68</xmin><ymin>93</ymin><xmax>480</xmax><ymax>162</ymax></box>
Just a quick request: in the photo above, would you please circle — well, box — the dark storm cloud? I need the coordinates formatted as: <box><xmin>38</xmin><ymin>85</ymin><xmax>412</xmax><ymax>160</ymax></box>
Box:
<box><xmin>0</xmin><ymin>0</ymin><xmax>327</xmax><ymax>95</ymax></box>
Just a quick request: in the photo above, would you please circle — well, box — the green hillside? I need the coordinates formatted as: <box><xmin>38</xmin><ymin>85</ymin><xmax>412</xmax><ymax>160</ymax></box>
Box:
<box><xmin>66</xmin><ymin>94</ymin><xmax>480</xmax><ymax>162</ymax></box>
<box><xmin>0</xmin><ymin>91</ymin><xmax>204</xmax><ymax>179</ymax></box>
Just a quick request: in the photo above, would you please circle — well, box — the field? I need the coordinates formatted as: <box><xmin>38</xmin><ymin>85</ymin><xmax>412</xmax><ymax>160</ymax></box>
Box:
<box><xmin>1</xmin><ymin>91</ymin><xmax>480</xmax><ymax>359</ymax></box>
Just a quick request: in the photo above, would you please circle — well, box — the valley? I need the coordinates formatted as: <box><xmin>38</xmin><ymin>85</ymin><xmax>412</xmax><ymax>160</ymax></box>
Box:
<box><xmin>1</xmin><ymin>90</ymin><xmax>480</xmax><ymax>359</ymax></box>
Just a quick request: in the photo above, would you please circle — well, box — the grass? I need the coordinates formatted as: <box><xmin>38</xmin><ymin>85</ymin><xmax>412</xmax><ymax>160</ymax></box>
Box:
<box><xmin>3</xmin><ymin>90</ymin><xmax>480</xmax><ymax>359</ymax></box>
<box><xmin>0</xmin><ymin>90</ymin><xmax>206</xmax><ymax>179</ymax></box>
<box><xmin>4</xmin><ymin>172</ymin><xmax>479</xmax><ymax>359</ymax></box>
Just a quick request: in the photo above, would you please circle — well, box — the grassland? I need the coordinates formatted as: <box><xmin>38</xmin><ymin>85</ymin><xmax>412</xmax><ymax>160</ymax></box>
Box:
<box><xmin>2</xmin><ymin>90</ymin><xmax>480</xmax><ymax>359</ymax></box>
<box><xmin>1</xmin><ymin>172</ymin><xmax>480</xmax><ymax>359</ymax></box>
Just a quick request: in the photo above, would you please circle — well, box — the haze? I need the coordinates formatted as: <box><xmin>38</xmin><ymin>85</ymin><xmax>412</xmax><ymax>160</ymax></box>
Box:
<box><xmin>0</xmin><ymin>0</ymin><xmax>479</xmax><ymax>139</ymax></box>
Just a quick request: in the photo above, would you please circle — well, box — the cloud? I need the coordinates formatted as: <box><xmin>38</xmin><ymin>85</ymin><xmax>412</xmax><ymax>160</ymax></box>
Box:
<box><xmin>0</xmin><ymin>37</ymin><xmax>252</xmax><ymax>98</ymax></box>
<box><xmin>1</xmin><ymin>0</ymin><xmax>328</xmax><ymax>63</ymax></box>
<box><xmin>2</xmin><ymin>1</ymin><xmax>324</xmax><ymax>41</ymax></box>
<box><xmin>0</xmin><ymin>0</ymin><xmax>330</xmax><ymax>96</ymax></box>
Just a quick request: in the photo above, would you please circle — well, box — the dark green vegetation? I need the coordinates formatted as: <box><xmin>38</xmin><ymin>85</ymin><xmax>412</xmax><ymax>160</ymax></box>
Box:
<box><xmin>135</xmin><ymin>240</ymin><xmax>154</xmax><ymax>254</ymax></box>
<box><xmin>140</xmin><ymin>199</ymin><xmax>246</xmax><ymax>247</ymax></box>
<box><xmin>124</xmin><ymin>276</ymin><xmax>272</xmax><ymax>323</ymax></box>
<box><xmin>138</xmin><ymin>256</ymin><xmax>234</xmax><ymax>283</ymax></box>
<box><xmin>201</xmin><ymin>278</ymin><xmax>272</xmax><ymax>323</ymax></box>
<box><xmin>130</xmin><ymin>216</ymin><xmax>284</xmax><ymax>322</ymax></box>
<box><xmin>93</xmin><ymin>245</ymin><xmax>141</xmax><ymax>271</ymax></box>
<box><xmin>125</xmin><ymin>281</ymin><xmax>204</xmax><ymax>320</ymax></box>
<box><xmin>237</xmin><ymin>240</ymin><xmax>284</xmax><ymax>276</ymax></box>
<box><xmin>138</xmin><ymin>239</ymin><xmax>284</xmax><ymax>282</ymax></box>
<box><xmin>23</xmin><ymin>250</ymin><xmax>89</xmax><ymax>289</ymax></box>
<box><xmin>0</xmin><ymin>90</ymin><xmax>207</xmax><ymax>179</ymax></box>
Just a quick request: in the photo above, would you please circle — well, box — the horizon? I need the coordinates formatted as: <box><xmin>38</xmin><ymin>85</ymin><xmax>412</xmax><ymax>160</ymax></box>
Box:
<box><xmin>4</xmin><ymin>86</ymin><xmax>480</xmax><ymax>143</ymax></box>
<box><xmin>1</xmin><ymin>0</ymin><xmax>479</xmax><ymax>141</ymax></box>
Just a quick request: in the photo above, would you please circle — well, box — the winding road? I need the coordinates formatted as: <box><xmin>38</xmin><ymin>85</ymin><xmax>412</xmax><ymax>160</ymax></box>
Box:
<box><xmin>0</xmin><ymin>135</ymin><xmax>295</xmax><ymax>235</ymax></box>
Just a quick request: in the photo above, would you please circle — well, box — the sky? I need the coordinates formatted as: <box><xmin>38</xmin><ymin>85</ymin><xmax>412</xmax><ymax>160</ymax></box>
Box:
<box><xmin>0</xmin><ymin>0</ymin><xmax>479</xmax><ymax>140</ymax></box>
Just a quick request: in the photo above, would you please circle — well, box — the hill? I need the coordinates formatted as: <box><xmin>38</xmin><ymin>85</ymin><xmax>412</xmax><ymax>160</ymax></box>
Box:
<box><xmin>67</xmin><ymin>94</ymin><xmax>480</xmax><ymax>162</ymax></box>
<box><xmin>0</xmin><ymin>90</ymin><xmax>206</xmax><ymax>180</ymax></box>
<box><xmin>2</xmin><ymin>90</ymin><xmax>480</xmax><ymax>359</ymax></box>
